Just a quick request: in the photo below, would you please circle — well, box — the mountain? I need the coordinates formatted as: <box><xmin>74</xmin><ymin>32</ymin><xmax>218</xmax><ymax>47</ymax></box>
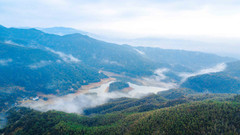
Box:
<box><xmin>0</xmin><ymin>24</ymin><xmax>239</xmax><ymax>134</ymax></box>
<box><xmin>181</xmin><ymin>61</ymin><xmax>240</xmax><ymax>93</ymax></box>
<box><xmin>0</xmin><ymin>25</ymin><xmax>238</xmax><ymax>113</ymax></box>
<box><xmin>0</xmin><ymin>26</ymin><xmax>159</xmax><ymax>77</ymax></box>
<box><xmin>0</xmin><ymin>42</ymin><xmax>106</xmax><ymax>111</ymax></box>
<box><xmin>36</xmin><ymin>27</ymin><xmax>91</xmax><ymax>36</ymax></box>
<box><xmin>0</xmin><ymin>25</ymin><xmax>237</xmax><ymax>111</ymax></box>
<box><xmin>136</xmin><ymin>47</ymin><xmax>233</xmax><ymax>71</ymax></box>
<box><xmin>83</xmin><ymin>89</ymin><xmax>232</xmax><ymax>115</ymax></box>
<box><xmin>0</xmin><ymin>26</ymin><xmax>235</xmax><ymax>78</ymax></box>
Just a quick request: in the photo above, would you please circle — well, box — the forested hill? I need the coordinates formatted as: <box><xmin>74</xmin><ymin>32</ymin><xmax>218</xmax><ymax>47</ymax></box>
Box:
<box><xmin>0</xmin><ymin>42</ymin><xmax>106</xmax><ymax>112</ymax></box>
<box><xmin>0</xmin><ymin>25</ymin><xmax>235</xmax><ymax>77</ymax></box>
<box><xmin>181</xmin><ymin>61</ymin><xmax>240</xmax><ymax>94</ymax></box>
<box><xmin>0</xmin><ymin>42</ymin><xmax>106</xmax><ymax>94</ymax></box>
<box><xmin>1</xmin><ymin>94</ymin><xmax>240</xmax><ymax>135</ymax></box>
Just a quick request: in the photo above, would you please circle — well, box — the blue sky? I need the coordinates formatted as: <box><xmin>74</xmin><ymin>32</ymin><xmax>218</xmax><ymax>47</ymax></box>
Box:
<box><xmin>0</xmin><ymin>0</ymin><xmax>240</xmax><ymax>58</ymax></box>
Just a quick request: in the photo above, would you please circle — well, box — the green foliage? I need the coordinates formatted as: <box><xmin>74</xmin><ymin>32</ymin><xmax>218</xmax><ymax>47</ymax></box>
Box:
<box><xmin>158</xmin><ymin>88</ymin><xmax>196</xmax><ymax>99</ymax></box>
<box><xmin>0</xmin><ymin>26</ymin><xmax>234</xmax><ymax>78</ymax></box>
<box><xmin>0</xmin><ymin>42</ymin><xmax>107</xmax><ymax>112</ymax></box>
<box><xmin>1</xmin><ymin>100</ymin><xmax>240</xmax><ymax>135</ymax></box>
<box><xmin>181</xmin><ymin>73</ymin><xmax>240</xmax><ymax>94</ymax></box>
<box><xmin>84</xmin><ymin>92</ymin><xmax>234</xmax><ymax>115</ymax></box>
<box><xmin>108</xmin><ymin>81</ymin><xmax>130</xmax><ymax>92</ymax></box>
<box><xmin>181</xmin><ymin>61</ymin><xmax>240</xmax><ymax>94</ymax></box>
<box><xmin>136</xmin><ymin>47</ymin><xmax>234</xmax><ymax>72</ymax></box>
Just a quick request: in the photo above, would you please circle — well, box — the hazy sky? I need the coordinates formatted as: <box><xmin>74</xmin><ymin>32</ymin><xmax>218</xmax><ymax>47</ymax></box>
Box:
<box><xmin>0</xmin><ymin>0</ymin><xmax>240</xmax><ymax>58</ymax></box>
<box><xmin>1</xmin><ymin>0</ymin><xmax>240</xmax><ymax>38</ymax></box>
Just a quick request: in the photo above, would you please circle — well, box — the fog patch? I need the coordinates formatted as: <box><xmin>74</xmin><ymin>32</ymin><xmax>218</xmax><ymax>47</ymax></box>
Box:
<box><xmin>134</xmin><ymin>49</ymin><xmax>145</xmax><ymax>55</ymax></box>
<box><xmin>102</xmin><ymin>59</ymin><xmax>124</xmax><ymax>66</ymax></box>
<box><xmin>128</xmin><ymin>83</ymin><xmax>173</xmax><ymax>97</ymax></box>
<box><xmin>179</xmin><ymin>63</ymin><xmax>227</xmax><ymax>83</ymax></box>
<box><xmin>4</xmin><ymin>40</ymin><xmax>24</xmax><ymax>47</ymax></box>
<box><xmin>153</xmin><ymin>68</ymin><xmax>169</xmax><ymax>81</ymax></box>
<box><xmin>28</xmin><ymin>60</ymin><xmax>52</xmax><ymax>69</ymax></box>
<box><xmin>46</xmin><ymin>48</ymin><xmax>80</xmax><ymax>63</ymax></box>
<box><xmin>56</xmin><ymin>59</ymin><xmax>62</xmax><ymax>63</ymax></box>
<box><xmin>141</xmin><ymin>68</ymin><xmax>177</xmax><ymax>88</ymax></box>
<box><xmin>0</xmin><ymin>58</ymin><xmax>12</xmax><ymax>66</ymax></box>
<box><xmin>0</xmin><ymin>112</ymin><xmax>7</xmax><ymax>129</ymax></box>
<box><xmin>21</xmin><ymin>80</ymin><xmax>173</xmax><ymax>114</ymax></box>
<box><xmin>19</xmin><ymin>64</ymin><xmax>226</xmax><ymax>114</ymax></box>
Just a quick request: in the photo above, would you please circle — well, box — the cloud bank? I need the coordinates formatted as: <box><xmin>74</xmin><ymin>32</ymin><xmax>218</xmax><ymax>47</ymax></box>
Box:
<box><xmin>179</xmin><ymin>63</ymin><xmax>227</xmax><ymax>83</ymax></box>
<box><xmin>28</xmin><ymin>60</ymin><xmax>52</xmax><ymax>69</ymax></box>
<box><xmin>21</xmin><ymin>80</ymin><xmax>172</xmax><ymax>114</ymax></box>
<box><xmin>20</xmin><ymin>62</ymin><xmax>227</xmax><ymax>115</ymax></box>
<box><xmin>0</xmin><ymin>59</ymin><xmax>12</xmax><ymax>66</ymax></box>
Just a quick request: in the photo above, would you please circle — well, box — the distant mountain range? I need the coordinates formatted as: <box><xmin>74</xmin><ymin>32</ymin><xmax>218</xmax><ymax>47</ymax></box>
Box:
<box><xmin>34</xmin><ymin>26</ymin><xmax>240</xmax><ymax>59</ymax></box>
<box><xmin>0</xmin><ymin>25</ymin><xmax>236</xmax><ymax>86</ymax></box>
<box><xmin>1</xmin><ymin>25</ymin><xmax>234</xmax><ymax>74</ymax></box>
<box><xmin>1</xmin><ymin>25</ymin><xmax>240</xmax><ymax>134</ymax></box>
<box><xmin>0</xmin><ymin>25</ymin><xmax>239</xmax><ymax>112</ymax></box>
<box><xmin>36</xmin><ymin>27</ymin><xmax>96</xmax><ymax>37</ymax></box>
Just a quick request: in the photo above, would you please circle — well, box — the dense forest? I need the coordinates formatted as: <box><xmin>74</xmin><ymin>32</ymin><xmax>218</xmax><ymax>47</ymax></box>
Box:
<box><xmin>0</xmin><ymin>26</ymin><xmax>240</xmax><ymax>135</ymax></box>
<box><xmin>182</xmin><ymin>61</ymin><xmax>240</xmax><ymax>94</ymax></box>
<box><xmin>1</xmin><ymin>93</ymin><xmax>240</xmax><ymax>135</ymax></box>
<box><xmin>108</xmin><ymin>81</ymin><xmax>130</xmax><ymax>92</ymax></box>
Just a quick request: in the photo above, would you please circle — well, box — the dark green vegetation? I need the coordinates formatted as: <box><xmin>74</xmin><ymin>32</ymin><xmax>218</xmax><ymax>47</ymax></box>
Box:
<box><xmin>1</xmin><ymin>93</ymin><xmax>239</xmax><ymax>135</ymax></box>
<box><xmin>182</xmin><ymin>61</ymin><xmax>240</xmax><ymax>94</ymax></box>
<box><xmin>0</xmin><ymin>42</ymin><xmax>106</xmax><ymax>111</ymax></box>
<box><xmin>0</xmin><ymin>25</ymin><xmax>158</xmax><ymax>77</ymax></box>
<box><xmin>0</xmin><ymin>25</ymin><xmax>236</xmax><ymax>112</ymax></box>
<box><xmin>108</xmin><ymin>81</ymin><xmax>130</xmax><ymax>92</ymax></box>
<box><xmin>136</xmin><ymin>47</ymin><xmax>233</xmax><ymax>71</ymax></box>
<box><xmin>0</xmin><ymin>42</ymin><xmax>106</xmax><ymax>94</ymax></box>
<box><xmin>0</xmin><ymin>25</ymin><xmax>234</xmax><ymax>78</ymax></box>
<box><xmin>84</xmin><ymin>89</ymin><xmax>234</xmax><ymax>115</ymax></box>
<box><xmin>1</xmin><ymin>25</ymin><xmax>240</xmax><ymax>134</ymax></box>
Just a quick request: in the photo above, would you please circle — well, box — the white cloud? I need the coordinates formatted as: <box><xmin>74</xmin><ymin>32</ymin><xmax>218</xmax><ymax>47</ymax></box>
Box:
<box><xmin>4</xmin><ymin>40</ymin><xmax>24</xmax><ymax>47</ymax></box>
<box><xmin>21</xmin><ymin>80</ymin><xmax>174</xmax><ymax>114</ymax></box>
<box><xmin>1</xmin><ymin>0</ymin><xmax>240</xmax><ymax>39</ymax></box>
<box><xmin>0</xmin><ymin>59</ymin><xmax>12</xmax><ymax>66</ymax></box>
<box><xmin>143</xmin><ymin>68</ymin><xmax>169</xmax><ymax>82</ymax></box>
<box><xmin>142</xmin><ymin>68</ymin><xmax>177</xmax><ymax>88</ymax></box>
<box><xmin>1</xmin><ymin>1</ymin><xmax>240</xmax><ymax>57</ymax></box>
<box><xmin>28</xmin><ymin>60</ymin><xmax>52</xmax><ymax>69</ymax></box>
<box><xmin>134</xmin><ymin>49</ymin><xmax>145</xmax><ymax>55</ymax></box>
<box><xmin>179</xmin><ymin>63</ymin><xmax>227</xmax><ymax>83</ymax></box>
<box><xmin>102</xmin><ymin>59</ymin><xmax>124</xmax><ymax>66</ymax></box>
<box><xmin>46</xmin><ymin>48</ymin><xmax>80</xmax><ymax>63</ymax></box>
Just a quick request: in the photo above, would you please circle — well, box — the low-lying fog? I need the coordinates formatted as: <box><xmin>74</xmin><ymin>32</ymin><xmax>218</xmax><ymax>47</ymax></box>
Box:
<box><xmin>0</xmin><ymin>113</ymin><xmax>7</xmax><ymax>129</ymax></box>
<box><xmin>21</xmin><ymin>81</ymin><xmax>174</xmax><ymax>114</ymax></box>
<box><xmin>21</xmin><ymin>63</ymin><xmax>227</xmax><ymax>114</ymax></box>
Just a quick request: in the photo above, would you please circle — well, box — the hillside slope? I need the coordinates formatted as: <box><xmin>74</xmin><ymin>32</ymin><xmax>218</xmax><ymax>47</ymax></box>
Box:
<box><xmin>0</xmin><ymin>26</ymin><xmax>235</xmax><ymax>78</ymax></box>
<box><xmin>181</xmin><ymin>61</ymin><xmax>240</xmax><ymax>93</ymax></box>
<box><xmin>0</xmin><ymin>42</ymin><xmax>106</xmax><ymax>111</ymax></box>
<box><xmin>1</xmin><ymin>99</ymin><xmax>239</xmax><ymax>135</ymax></box>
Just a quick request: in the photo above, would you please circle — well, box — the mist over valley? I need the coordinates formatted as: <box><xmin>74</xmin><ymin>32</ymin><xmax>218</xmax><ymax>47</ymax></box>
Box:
<box><xmin>1</xmin><ymin>1</ymin><xmax>240</xmax><ymax>133</ymax></box>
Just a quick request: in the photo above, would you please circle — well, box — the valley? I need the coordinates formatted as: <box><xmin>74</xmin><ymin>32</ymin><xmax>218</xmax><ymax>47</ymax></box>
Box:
<box><xmin>0</xmin><ymin>25</ymin><xmax>240</xmax><ymax>134</ymax></box>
